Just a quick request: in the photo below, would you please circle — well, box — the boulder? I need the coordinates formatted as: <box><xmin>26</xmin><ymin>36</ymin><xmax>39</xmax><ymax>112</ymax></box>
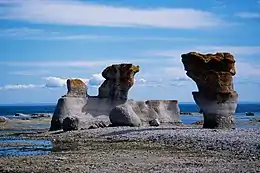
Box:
<box><xmin>98</xmin><ymin>64</ymin><xmax>140</xmax><ymax>100</ymax></box>
<box><xmin>149</xmin><ymin>118</ymin><xmax>160</xmax><ymax>126</ymax></box>
<box><xmin>66</xmin><ymin>79</ymin><xmax>87</xmax><ymax>97</ymax></box>
<box><xmin>15</xmin><ymin>113</ymin><xmax>28</xmax><ymax>117</ymax></box>
<box><xmin>0</xmin><ymin>117</ymin><xmax>8</xmax><ymax>123</ymax></box>
<box><xmin>109</xmin><ymin>103</ymin><xmax>142</xmax><ymax>127</ymax></box>
<box><xmin>181</xmin><ymin>52</ymin><xmax>238</xmax><ymax>129</ymax></box>
<box><xmin>62</xmin><ymin>116</ymin><xmax>79</xmax><ymax>132</ymax></box>
<box><xmin>109</xmin><ymin>100</ymin><xmax>180</xmax><ymax>127</ymax></box>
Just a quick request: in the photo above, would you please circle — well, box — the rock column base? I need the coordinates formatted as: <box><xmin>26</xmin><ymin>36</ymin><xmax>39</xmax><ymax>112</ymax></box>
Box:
<box><xmin>203</xmin><ymin>113</ymin><xmax>234</xmax><ymax>129</ymax></box>
<box><xmin>193</xmin><ymin>92</ymin><xmax>238</xmax><ymax>129</ymax></box>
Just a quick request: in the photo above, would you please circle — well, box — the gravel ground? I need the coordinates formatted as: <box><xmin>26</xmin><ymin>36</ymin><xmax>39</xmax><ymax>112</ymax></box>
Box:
<box><xmin>0</xmin><ymin>126</ymin><xmax>260</xmax><ymax>173</ymax></box>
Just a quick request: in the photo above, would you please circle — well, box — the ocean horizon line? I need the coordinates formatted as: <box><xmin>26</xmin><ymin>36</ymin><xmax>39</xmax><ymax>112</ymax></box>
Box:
<box><xmin>1</xmin><ymin>101</ymin><xmax>260</xmax><ymax>106</ymax></box>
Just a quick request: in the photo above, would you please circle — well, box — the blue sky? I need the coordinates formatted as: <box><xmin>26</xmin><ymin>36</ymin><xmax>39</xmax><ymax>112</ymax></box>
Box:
<box><xmin>0</xmin><ymin>0</ymin><xmax>260</xmax><ymax>104</ymax></box>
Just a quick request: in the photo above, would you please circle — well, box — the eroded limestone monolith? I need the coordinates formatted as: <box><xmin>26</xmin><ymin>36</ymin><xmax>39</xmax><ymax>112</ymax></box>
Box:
<box><xmin>98</xmin><ymin>64</ymin><xmax>140</xmax><ymax>100</ymax></box>
<box><xmin>50</xmin><ymin>79</ymin><xmax>87</xmax><ymax>131</ymax></box>
<box><xmin>181</xmin><ymin>52</ymin><xmax>238</xmax><ymax>129</ymax></box>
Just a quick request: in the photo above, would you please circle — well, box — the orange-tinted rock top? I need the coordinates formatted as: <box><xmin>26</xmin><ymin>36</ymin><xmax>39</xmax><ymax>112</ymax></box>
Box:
<box><xmin>181</xmin><ymin>52</ymin><xmax>236</xmax><ymax>99</ymax></box>
<box><xmin>66</xmin><ymin>79</ymin><xmax>87</xmax><ymax>97</ymax></box>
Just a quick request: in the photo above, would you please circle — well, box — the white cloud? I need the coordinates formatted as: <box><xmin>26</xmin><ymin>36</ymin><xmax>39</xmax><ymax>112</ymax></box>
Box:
<box><xmin>194</xmin><ymin>46</ymin><xmax>260</xmax><ymax>55</ymax></box>
<box><xmin>212</xmin><ymin>0</ymin><xmax>227</xmax><ymax>9</ymax></box>
<box><xmin>146</xmin><ymin>45</ymin><xmax>260</xmax><ymax>84</ymax></box>
<box><xmin>164</xmin><ymin>67</ymin><xmax>187</xmax><ymax>78</ymax></box>
<box><xmin>0</xmin><ymin>27</ymin><xmax>47</xmax><ymax>37</ymax></box>
<box><xmin>9</xmin><ymin>70</ymin><xmax>50</xmax><ymax>76</ymax></box>
<box><xmin>43</xmin><ymin>77</ymin><xmax>67</xmax><ymax>88</ymax></box>
<box><xmin>0</xmin><ymin>0</ymin><xmax>225</xmax><ymax>29</ymax></box>
<box><xmin>236</xmin><ymin>62</ymin><xmax>260</xmax><ymax>77</ymax></box>
<box><xmin>0</xmin><ymin>57</ymin><xmax>175</xmax><ymax>68</ymax></box>
<box><xmin>0</xmin><ymin>60</ymin><xmax>119</xmax><ymax>68</ymax></box>
<box><xmin>0</xmin><ymin>27</ymin><xmax>197</xmax><ymax>42</ymax></box>
<box><xmin>43</xmin><ymin>75</ymin><xmax>105</xmax><ymax>88</ymax></box>
<box><xmin>0</xmin><ymin>84</ymin><xmax>42</xmax><ymax>90</ymax></box>
<box><xmin>149</xmin><ymin>46</ymin><xmax>260</xmax><ymax>57</ymax></box>
<box><xmin>88</xmin><ymin>73</ymin><xmax>105</xmax><ymax>87</ymax></box>
<box><xmin>235</xmin><ymin>12</ymin><xmax>260</xmax><ymax>19</ymax></box>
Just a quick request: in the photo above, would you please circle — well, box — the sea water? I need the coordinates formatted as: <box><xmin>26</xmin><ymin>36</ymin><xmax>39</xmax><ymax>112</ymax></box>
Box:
<box><xmin>1</xmin><ymin>103</ymin><xmax>260</xmax><ymax>116</ymax></box>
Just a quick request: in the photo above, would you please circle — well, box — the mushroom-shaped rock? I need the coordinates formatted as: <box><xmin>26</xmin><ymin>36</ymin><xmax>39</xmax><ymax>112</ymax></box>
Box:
<box><xmin>109</xmin><ymin>103</ymin><xmax>142</xmax><ymax>127</ymax></box>
<box><xmin>98</xmin><ymin>63</ymin><xmax>140</xmax><ymax>101</ymax></box>
<box><xmin>66</xmin><ymin>79</ymin><xmax>87</xmax><ymax>97</ymax></box>
<box><xmin>181</xmin><ymin>52</ymin><xmax>238</xmax><ymax>129</ymax></box>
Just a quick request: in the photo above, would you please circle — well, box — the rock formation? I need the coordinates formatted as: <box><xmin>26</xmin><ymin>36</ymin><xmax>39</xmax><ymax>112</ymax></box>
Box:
<box><xmin>98</xmin><ymin>64</ymin><xmax>140</xmax><ymax>100</ymax></box>
<box><xmin>50</xmin><ymin>79</ymin><xmax>87</xmax><ymax>131</ymax></box>
<box><xmin>50</xmin><ymin>63</ymin><xmax>181</xmax><ymax>131</ymax></box>
<box><xmin>109</xmin><ymin>103</ymin><xmax>142</xmax><ymax>127</ymax></box>
<box><xmin>109</xmin><ymin>100</ymin><xmax>180</xmax><ymax>127</ymax></box>
<box><xmin>181</xmin><ymin>52</ymin><xmax>238</xmax><ymax>129</ymax></box>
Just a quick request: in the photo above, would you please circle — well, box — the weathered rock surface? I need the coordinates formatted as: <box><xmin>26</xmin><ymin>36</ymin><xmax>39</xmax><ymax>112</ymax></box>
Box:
<box><xmin>50</xmin><ymin>63</ymin><xmax>181</xmax><ymax>131</ymax></box>
<box><xmin>181</xmin><ymin>52</ymin><xmax>238</xmax><ymax>129</ymax></box>
<box><xmin>109</xmin><ymin>103</ymin><xmax>142</xmax><ymax>127</ymax></box>
<box><xmin>98</xmin><ymin>64</ymin><xmax>140</xmax><ymax>100</ymax></box>
<box><xmin>149</xmin><ymin>118</ymin><xmax>160</xmax><ymax>126</ymax></box>
<box><xmin>50</xmin><ymin>97</ymin><xmax>87</xmax><ymax>131</ymax></box>
<box><xmin>0</xmin><ymin>117</ymin><xmax>8</xmax><ymax>123</ymax></box>
<box><xmin>62</xmin><ymin>116</ymin><xmax>79</xmax><ymax>132</ymax></box>
<box><xmin>66</xmin><ymin>79</ymin><xmax>87</xmax><ymax>97</ymax></box>
<box><xmin>109</xmin><ymin>100</ymin><xmax>180</xmax><ymax>127</ymax></box>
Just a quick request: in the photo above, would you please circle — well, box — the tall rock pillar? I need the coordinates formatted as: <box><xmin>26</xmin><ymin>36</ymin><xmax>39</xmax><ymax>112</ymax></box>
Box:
<box><xmin>50</xmin><ymin>79</ymin><xmax>87</xmax><ymax>131</ymax></box>
<box><xmin>98</xmin><ymin>63</ymin><xmax>140</xmax><ymax>101</ymax></box>
<box><xmin>181</xmin><ymin>52</ymin><xmax>238</xmax><ymax>129</ymax></box>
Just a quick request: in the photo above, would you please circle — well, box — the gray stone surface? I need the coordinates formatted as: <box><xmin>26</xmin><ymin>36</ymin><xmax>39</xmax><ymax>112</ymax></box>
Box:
<box><xmin>50</xmin><ymin>97</ymin><xmax>87</xmax><ymax>131</ymax></box>
<box><xmin>2</xmin><ymin>127</ymin><xmax>259</xmax><ymax>173</ymax></box>
<box><xmin>193</xmin><ymin>92</ymin><xmax>238</xmax><ymax>129</ymax></box>
<box><xmin>98</xmin><ymin>64</ymin><xmax>139</xmax><ymax>100</ymax></box>
<box><xmin>109</xmin><ymin>103</ymin><xmax>142</xmax><ymax>127</ymax></box>
<box><xmin>149</xmin><ymin>118</ymin><xmax>160</xmax><ymax>126</ymax></box>
<box><xmin>62</xmin><ymin>116</ymin><xmax>79</xmax><ymax>132</ymax></box>
<box><xmin>109</xmin><ymin>100</ymin><xmax>180</xmax><ymax>127</ymax></box>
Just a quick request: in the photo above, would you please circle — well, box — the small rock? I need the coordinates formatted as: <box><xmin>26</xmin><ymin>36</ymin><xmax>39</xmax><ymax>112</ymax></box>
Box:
<box><xmin>31</xmin><ymin>113</ymin><xmax>51</xmax><ymax>119</ymax></box>
<box><xmin>15</xmin><ymin>113</ymin><xmax>28</xmax><ymax>117</ymax></box>
<box><xmin>62</xmin><ymin>116</ymin><xmax>79</xmax><ymax>132</ymax></box>
<box><xmin>149</xmin><ymin>118</ymin><xmax>160</xmax><ymax>126</ymax></box>
<box><xmin>0</xmin><ymin>117</ymin><xmax>8</xmax><ymax>123</ymax></box>
<box><xmin>88</xmin><ymin>125</ymin><xmax>98</xmax><ymax>129</ymax></box>
<box><xmin>98</xmin><ymin>121</ymin><xmax>107</xmax><ymax>128</ymax></box>
<box><xmin>88</xmin><ymin>122</ymin><xmax>108</xmax><ymax>129</ymax></box>
<box><xmin>192</xmin><ymin>120</ymin><xmax>204</xmax><ymax>125</ymax></box>
<box><xmin>109</xmin><ymin>103</ymin><xmax>142</xmax><ymax>127</ymax></box>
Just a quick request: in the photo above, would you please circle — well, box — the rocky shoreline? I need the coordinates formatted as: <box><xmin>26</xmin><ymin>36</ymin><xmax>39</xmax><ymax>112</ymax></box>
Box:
<box><xmin>0</xmin><ymin>126</ymin><xmax>260</xmax><ymax>173</ymax></box>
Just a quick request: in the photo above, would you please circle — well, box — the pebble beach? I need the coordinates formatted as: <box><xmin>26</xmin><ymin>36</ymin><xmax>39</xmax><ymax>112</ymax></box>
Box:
<box><xmin>0</xmin><ymin>116</ymin><xmax>260</xmax><ymax>173</ymax></box>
